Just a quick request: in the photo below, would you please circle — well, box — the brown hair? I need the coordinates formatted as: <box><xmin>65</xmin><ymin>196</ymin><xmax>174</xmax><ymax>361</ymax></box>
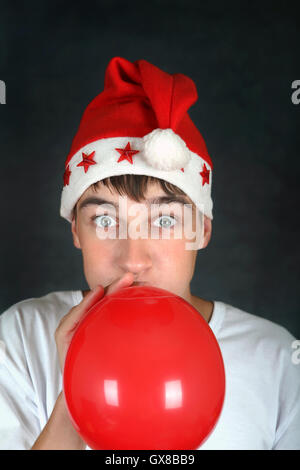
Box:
<box><xmin>72</xmin><ymin>174</ymin><xmax>191</xmax><ymax>221</ymax></box>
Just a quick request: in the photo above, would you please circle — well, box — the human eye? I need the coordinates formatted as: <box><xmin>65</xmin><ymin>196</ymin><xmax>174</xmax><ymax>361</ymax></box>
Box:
<box><xmin>153</xmin><ymin>214</ymin><xmax>177</xmax><ymax>229</ymax></box>
<box><xmin>91</xmin><ymin>213</ymin><xmax>117</xmax><ymax>229</ymax></box>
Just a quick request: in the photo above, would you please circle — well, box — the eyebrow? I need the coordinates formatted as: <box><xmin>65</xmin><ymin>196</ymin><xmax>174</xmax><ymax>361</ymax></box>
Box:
<box><xmin>78</xmin><ymin>195</ymin><xmax>192</xmax><ymax>212</ymax></box>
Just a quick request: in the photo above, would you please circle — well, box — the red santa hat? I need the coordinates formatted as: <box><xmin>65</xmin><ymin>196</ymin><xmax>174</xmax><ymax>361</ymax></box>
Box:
<box><xmin>60</xmin><ymin>56</ymin><xmax>213</xmax><ymax>222</ymax></box>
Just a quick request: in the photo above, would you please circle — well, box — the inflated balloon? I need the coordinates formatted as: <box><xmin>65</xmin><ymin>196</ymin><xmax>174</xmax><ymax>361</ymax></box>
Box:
<box><xmin>63</xmin><ymin>286</ymin><xmax>225</xmax><ymax>450</ymax></box>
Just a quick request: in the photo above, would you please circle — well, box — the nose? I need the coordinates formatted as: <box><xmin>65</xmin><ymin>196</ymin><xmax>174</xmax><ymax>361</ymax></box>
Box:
<box><xmin>117</xmin><ymin>238</ymin><xmax>152</xmax><ymax>278</ymax></box>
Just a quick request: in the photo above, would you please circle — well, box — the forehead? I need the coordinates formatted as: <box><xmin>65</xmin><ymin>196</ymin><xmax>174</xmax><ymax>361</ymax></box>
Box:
<box><xmin>77</xmin><ymin>180</ymin><xmax>194</xmax><ymax>206</ymax></box>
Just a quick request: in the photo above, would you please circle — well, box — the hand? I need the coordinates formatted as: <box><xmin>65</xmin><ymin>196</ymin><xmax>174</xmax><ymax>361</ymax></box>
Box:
<box><xmin>55</xmin><ymin>272</ymin><xmax>136</xmax><ymax>372</ymax></box>
<box><xmin>31</xmin><ymin>390</ymin><xmax>87</xmax><ymax>450</ymax></box>
<box><xmin>32</xmin><ymin>273</ymin><xmax>136</xmax><ymax>450</ymax></box>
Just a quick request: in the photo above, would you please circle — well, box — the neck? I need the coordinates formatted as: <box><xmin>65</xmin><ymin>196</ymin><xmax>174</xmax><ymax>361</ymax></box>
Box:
<box><xmin>186</xmin><ymin>292</ymin><xmax>214</xmax><ymax>324</ymax></box>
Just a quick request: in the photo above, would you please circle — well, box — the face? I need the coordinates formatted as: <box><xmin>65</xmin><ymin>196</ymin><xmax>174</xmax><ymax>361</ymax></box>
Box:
<box><xmin>71</xmin><ymin>181</ymin><xmax>212</xmax><ymax>303</ymax></box>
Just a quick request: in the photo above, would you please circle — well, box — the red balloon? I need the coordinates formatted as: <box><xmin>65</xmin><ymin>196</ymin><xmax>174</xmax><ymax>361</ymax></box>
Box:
<box><xmin>63</xmin><ymin>286</ymin><xmax>225</xmax><ymax>450</ymax></box>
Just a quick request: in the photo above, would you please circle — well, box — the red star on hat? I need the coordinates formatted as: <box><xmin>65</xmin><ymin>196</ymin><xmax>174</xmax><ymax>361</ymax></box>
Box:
<box><xmin>115</xmin><ymin>142</ymin><xmax>140</xmax><ymax>164</ymax></box>
<box><xmin>63</xmin><ymin>165</ymin><xmax>71</xmax><ymax>186</ymax></box>
<box><xmin>77</xmin><ymin>151</ymin><xmax>97</xmax><ymax>173</ymax></box>
<box><xmin>200</xmin><ymin>163</ymin><xmax>210</xmax><ymax>186</ymax></box>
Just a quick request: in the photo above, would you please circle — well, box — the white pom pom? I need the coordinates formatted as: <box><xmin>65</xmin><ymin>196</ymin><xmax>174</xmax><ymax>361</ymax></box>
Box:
<box><xmin>142</xmin><ymin>128</ymin><xmax>191</xmax><ymax>171</ymax></box>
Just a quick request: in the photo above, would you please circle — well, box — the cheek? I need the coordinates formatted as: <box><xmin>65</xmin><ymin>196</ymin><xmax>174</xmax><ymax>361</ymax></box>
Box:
<box><xmin>82</xmin><ymin>239</ymin><xmax>115</xmax><ymax>264</ymax></box>
<box><xmin>78</xmin><ymin>224</ymin><xmax>116</xmax><ymax>269</ymax></box>
<box><xmin>153</xmin><ymin>240</ymin><xmax>196</xmax><ymax>294</ymax></box>
<box><xmin>155</xmin><ymin>239</ymin><xmax>195</xmax><ymax>269</ymax></box>
<box><xmin>81</xmin><ymin>240</ymin><xmax>118</xmax><ymax>286</ymax></box>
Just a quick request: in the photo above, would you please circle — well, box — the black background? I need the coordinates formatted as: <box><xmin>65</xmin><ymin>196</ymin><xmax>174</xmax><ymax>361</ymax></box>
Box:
<box><xmin>0</xmin><ymin>0</ymin><xmax>299</xmax><ymax>337</ymax></box>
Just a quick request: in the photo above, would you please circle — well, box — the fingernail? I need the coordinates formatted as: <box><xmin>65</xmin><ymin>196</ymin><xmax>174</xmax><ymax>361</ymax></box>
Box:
<box><xmin>92</xmin><ymin>285</ymin><xmax>102</xmax><ymax>292</ymax></box>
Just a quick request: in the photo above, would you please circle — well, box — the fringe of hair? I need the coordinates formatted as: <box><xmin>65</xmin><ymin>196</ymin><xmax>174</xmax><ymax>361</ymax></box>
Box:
<box><xmin>72</xmin><ymin>174</ymin><xmax>188</xmax><ymax>221</ymax></box>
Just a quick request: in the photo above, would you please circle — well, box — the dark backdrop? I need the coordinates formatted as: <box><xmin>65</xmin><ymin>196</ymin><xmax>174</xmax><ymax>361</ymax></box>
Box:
<box><xmin>0</xmin><ymin>0</ymin><xmax>299</xmax><ymax>337</ymax></box>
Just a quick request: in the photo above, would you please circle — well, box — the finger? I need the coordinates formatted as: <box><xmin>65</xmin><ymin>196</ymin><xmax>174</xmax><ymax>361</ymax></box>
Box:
<box><xmin>81</xmin><ymin>285</ymin><xmax>105</xmax><ymax>312</ymax></box>
<box><xmin>57</xmin><ymin>285</ymin><xmax>105</xmax><ymax>334</ymax></box>
<box><xmin>105</xmin><ymin>272</ymin><xmax>135</xmax><ymax>296</ymax></box>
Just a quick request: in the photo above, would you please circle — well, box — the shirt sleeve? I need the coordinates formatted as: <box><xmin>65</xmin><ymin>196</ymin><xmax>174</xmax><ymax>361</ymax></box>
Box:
<box><xmin>272</xmin><ymin>333</ymin><xmax>300</xmax><ymax>450</ymax></box>
<box><xmin>273</xmin><ymin>406</ymin><xmax>300</xmax><ymax>450</ymax></box>
<box><xmin>0</xmin><ymin>305</ymin><xmax>41</xmax><ymax>450</ymax></box>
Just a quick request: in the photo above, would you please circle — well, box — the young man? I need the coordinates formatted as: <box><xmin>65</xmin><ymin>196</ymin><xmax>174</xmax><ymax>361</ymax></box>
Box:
<box><xmin>0</xmin><ymin>57</ymin><xmax>299</xmax><ymax>450</ymax></box>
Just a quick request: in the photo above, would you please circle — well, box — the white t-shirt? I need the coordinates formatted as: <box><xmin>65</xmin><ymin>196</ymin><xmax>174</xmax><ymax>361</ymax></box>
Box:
<box><xmin>0</xmin><ymin>290</ymin><xmax>299</xmax><ymax>450</ymax></box>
